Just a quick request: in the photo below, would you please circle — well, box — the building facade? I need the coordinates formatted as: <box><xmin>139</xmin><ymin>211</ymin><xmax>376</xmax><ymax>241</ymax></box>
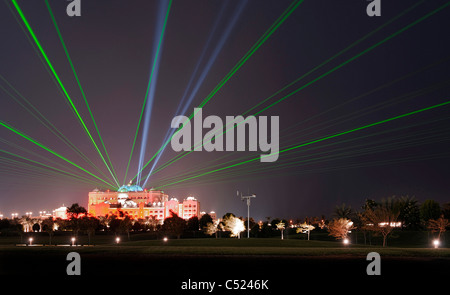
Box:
<box><xmin>87</xmin><ymin>184</ymin><xmax>201</xmax><ymax>223</ymax></box>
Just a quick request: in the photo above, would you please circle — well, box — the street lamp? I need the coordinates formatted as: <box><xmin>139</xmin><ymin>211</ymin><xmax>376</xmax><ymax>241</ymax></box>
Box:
<box><xmin>116</xmin><ymin>237</ymin><xmax>120</xmax><ymax>244</ymax></box>
<box><xmin>343</xmin><ymin>238</ymin><xmax>350</xmax><ymax>245</ymax></box>
<box><xmin>29</xmin><ymin>237</ymin><xmax>33</xmax><ymax>246</ymax></box>
<box><xmin>163</xmin><ymin>237</ymin><xmax>168</xmax><ymax>242</ymax></box>
<box><xmin>71</xmin><ymin>237</ymin><xmax>76</xmax><ymax>246</ymax></box>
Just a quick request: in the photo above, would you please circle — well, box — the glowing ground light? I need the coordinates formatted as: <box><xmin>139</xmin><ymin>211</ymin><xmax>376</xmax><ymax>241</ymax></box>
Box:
<box><xmin>343</xmin><ymin>238</ymin><xmax>350</xmax><ymax>245</ymax></box>
<box><xmin>71</xmin><ymin>237</ymin><xmax>76</xmax><ymax>246</ymax></box>
<box><xmin>163</xmin><ymin>237</ymin><xmax>168</xmax><ymax>242</ymax></box>
<box><xmin>433</xmin><ymin>239</ymin><xmax>440</xmax><ymax>248</ymax></box>
<box><xmin>116</xmin><ymin>237</ymin><xmax>121</xmax><ymax>244</ymax></box>
<box><xmin>29</xmin><ymin>237</ymin><xmax>33</xmax><ymax>245</ymax></box>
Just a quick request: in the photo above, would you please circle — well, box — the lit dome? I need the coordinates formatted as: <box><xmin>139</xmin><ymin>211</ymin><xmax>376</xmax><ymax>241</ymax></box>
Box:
<box><xmin>118</xmin><ymin>184</ymin><xmax>144</xmax><ymax>192</ymax></box>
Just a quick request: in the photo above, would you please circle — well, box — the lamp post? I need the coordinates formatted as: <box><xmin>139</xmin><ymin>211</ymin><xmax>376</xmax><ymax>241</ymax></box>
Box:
<box><xmin>238</xmin><ymin>191</ymin><xmax>256</xmax><ymax>238</ymax></box>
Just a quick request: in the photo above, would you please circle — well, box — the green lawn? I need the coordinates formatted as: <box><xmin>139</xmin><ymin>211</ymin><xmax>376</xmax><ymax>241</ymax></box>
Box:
<box><xmin>1</xmin><ymin>236</ymin><xmax>449</xmax><ymax>258</ymax></box>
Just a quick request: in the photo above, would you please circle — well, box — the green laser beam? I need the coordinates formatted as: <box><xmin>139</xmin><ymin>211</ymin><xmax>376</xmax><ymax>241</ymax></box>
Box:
<box><xmin>0</xmin><ymin>76</ymin><xmax>113</xmax><ymax>181</ymax></box>
<box><xmin>10</xmin><ymin>0</ymin><xmax>119</xmax><ymax>187</ymax></box>
<box><xmin>145</xmin><ymin>1</ymin><xmax>450</xmax><ymax>179</ymax></box>
<box><xmin>153</xmin><ymin>100</ymin><xmax>450</xmax><ymax>189</ymax></box>
<box><xmin>164</xmin><ymin>151</ymin><xmax>450</xmax><ymax>190</ymax></box>
<box><xmin>0</xmin><ymin>119</ymin><xmax>116</xmax><ymax>189</ymax></box>
<box><xmin>154</xmin><ymin>115</ymin><xmax>450</xmax><ymax>186</ymax></box>
<box><xmin>44</xmin><ymin>0</ymin><xmax>119</xmax><ymax>185</ymax></box>
<box><xmin>242</xmin><ymin>0</ymin><xmax>426</xmax><ymax>117</ymax></box>
<box><xmin>0</xmin><ymin>150</ymin><xmax>105</xmax><ymax>187</ymax></box>
<box><xmin>149</xmin><ymin>77</ymin><xmax>449</xmax><ymax>180</ymax></box>
<box><xmin>252</xmin><ymin>1</ymin><xmax>450</xmax><ymax>117</ymax></box>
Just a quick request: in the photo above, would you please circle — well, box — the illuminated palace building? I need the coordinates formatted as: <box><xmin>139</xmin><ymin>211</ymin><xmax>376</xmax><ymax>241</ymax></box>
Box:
<box><xmin>88</xmin><ymin>184</ymin><xmax>202</xmax><ymax>222</ymax></box>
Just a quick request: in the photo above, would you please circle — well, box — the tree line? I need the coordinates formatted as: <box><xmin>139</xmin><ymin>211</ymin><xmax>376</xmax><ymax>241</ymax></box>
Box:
<box><xmin>0</xmin><ymin>196</ymin><xmax>448</xmax><ymax>247</ymax></box>
<box><xmin>326</xmin><ymin>197</ymin><xmax>449</xmax><ymax>246</ymax></box>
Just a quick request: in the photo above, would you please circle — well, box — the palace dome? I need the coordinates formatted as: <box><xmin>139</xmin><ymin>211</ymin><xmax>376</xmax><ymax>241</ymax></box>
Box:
<box><xmin>118</xmin><ymin>184</ymin><xmax>144</xmax><ymax>192</ymax></box>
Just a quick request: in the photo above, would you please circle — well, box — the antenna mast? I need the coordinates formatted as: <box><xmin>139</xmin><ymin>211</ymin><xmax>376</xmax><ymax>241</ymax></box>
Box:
<box><xmin>237</xmin><ymin>190</ymin><xmax>256</xmax><ymax>238</ymax></box>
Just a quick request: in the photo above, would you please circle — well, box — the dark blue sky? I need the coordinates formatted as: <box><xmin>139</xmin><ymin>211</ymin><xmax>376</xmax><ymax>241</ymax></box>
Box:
<box><xmin>1</xmin><ymin>0</ymin><xmax>449</xmax><ymax>220</ymax></box>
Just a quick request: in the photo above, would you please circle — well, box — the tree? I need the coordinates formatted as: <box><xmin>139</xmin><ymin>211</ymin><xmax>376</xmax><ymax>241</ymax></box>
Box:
<box><xmin>18</xmin><ymin>216</ymin><xmax>33</xmax><ymax>233</ymax></box>
<box><xmin>186</xmin><ymin>216</ymin><xmax>200</xmax><ymax>237</ymax></box>
<box><xmin>334</xmin><ymin>203</ymin><xmax>353</xmax><ymax>219</ymax></box>
<box><xmin>162</xmin><ymin>211</ymin><xmax>186</xmax><ymax>239</ymax></box>
<box><xmin>132</xmin><ymin>219</ymin><xmax>144</xmax><ymax>232</ymax></box>
<box><xmin>270</xmin><ymin>218</ymin><xmax>281</xmax><ymax>230</ymax></box>
<box><xmin>81</xmin><ymin>216</ymin><xmax>100</xmax><ymax>245</ymax></box>
<box><xmin>119</xmin><ymin>215</ymin><xmax>133</xmax><ymax>240</ymax></box>
<box><xmin>442</xmin><ymin>202</ymin><xmax>450</xmax><ymax>220</ymax></box>
<box><xmin>222</xmin><ymin>213</ymin><xmax>236</xmax><ymax>223</ymax></box>
<box><xmin>363</xmin><ymin>207</ymin><xmax>399</xmax><ymax>247</ymax></box>
<box><xmin>395</xmin><ymin>196</ymin><xmax>420</xmax><ymax>229</ymax></box>
<box><xmin>223</xmin><ymin>216</ymin><xmax>245</xmax><ymax>238</ymax></box>
<box><xmin>258</xmin><ymin>222</ymin><xmax>273</xmax><ymax>238</ymax></box>
<box><xmin>276</xmin><ymin>222</ymin><xmax>285</xmax><ymax>240</ymax></box>
<box><xmin>362</xmin><ymin>199</ymin><xmax>377</xmax><ymax>211</ymax></box>
<box><xmin>199</xmin><ymin>213</ymin><xmax>213</xmax><ymax>229</ymax></box>
<box><xmin>66</xmin><ymin>203</ymin><xmax>87</xmax><ymax>219</ymax></box>
<box><xmin>42</xmin><ymin>217</ymin><xmax>55</xmax><ymax>245</ymax></box>
<box><xmin>420</xmin><ymin>200</ymin><xmax>441</xmax><ymax>222</ymax></box>
<box><xmin>205</xmin><ymin>221</ymin><xmax>219</xmax><ymax>238</ymax></box>
<box><xmin>66</xmin><ymin>203</ymin><xmax>87</xmax><ymax>237</ymax></box>
<box><xmin>187</xmin><ymin>216</ymin><xmax>200</xmax><ymax>231</ymax></box>
<box><xmin>143</xmin><ymin>215</ymin><xmax>159</xmax><ymax>232</ymax></box>
<box><xmin>428</xmin><ymin>216</ymin><xmax>449</xmax><ymax>240</ymax></box>
<box><xmin>327</xmin><ymin>218</ymin><xmax>355</xmax><ymax>240</ymax></box>
<box><xmin>98</xmin><ymin>216</ymin><xmax>109</xmax><ymax>231</ymax></box>
<box><xmin>296</xmin><ymin>222</ymin><xmax>315</xmax><ymax>240</ymax></box>
<box><xmin>54</xmin><ymin>217</ymin><xmax>66</xmax><ymax>231</ymax></box>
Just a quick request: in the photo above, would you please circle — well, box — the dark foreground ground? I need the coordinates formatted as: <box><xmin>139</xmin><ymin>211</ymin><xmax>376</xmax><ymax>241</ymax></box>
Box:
<box><xmin>0</xmin><ymin>242</ymin><xmax>448</xmax><ymax>293</ymax></box>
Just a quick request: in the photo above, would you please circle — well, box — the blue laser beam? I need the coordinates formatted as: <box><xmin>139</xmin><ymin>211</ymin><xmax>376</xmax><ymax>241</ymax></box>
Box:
<box><xmin>136</xmin><ymin>0</ymin><xmax>171</xmax><ymax>185</ymax></box>
<box><xmin>142</xmin><ymin>1</ymin><xmax>248</xmax><ymax>187</ymax></box>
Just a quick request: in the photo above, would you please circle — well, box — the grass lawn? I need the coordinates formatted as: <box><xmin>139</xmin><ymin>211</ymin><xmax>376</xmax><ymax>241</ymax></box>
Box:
<box><xmin>1</xmin><ymin>235</ymin><xmax>449</xmax><ymax>282</ymax></box>
<box><xmin>1</xmin><ymin>236</ymin><xmax>449</xmax><ymax>258</ymax></box>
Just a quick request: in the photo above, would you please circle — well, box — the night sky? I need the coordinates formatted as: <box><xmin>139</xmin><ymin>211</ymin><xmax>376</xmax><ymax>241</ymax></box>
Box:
<box><xmin>1</xmin><ymin>0</ymin><xmax>450</xmax><ymax>221</ymax></box>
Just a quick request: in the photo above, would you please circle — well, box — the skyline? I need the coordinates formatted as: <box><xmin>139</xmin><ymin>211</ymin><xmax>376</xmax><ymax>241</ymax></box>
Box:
<box><xmin>1</xmin><ymin>0</ymin><xmax>450</xmax><ymax>221</ymax></box>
